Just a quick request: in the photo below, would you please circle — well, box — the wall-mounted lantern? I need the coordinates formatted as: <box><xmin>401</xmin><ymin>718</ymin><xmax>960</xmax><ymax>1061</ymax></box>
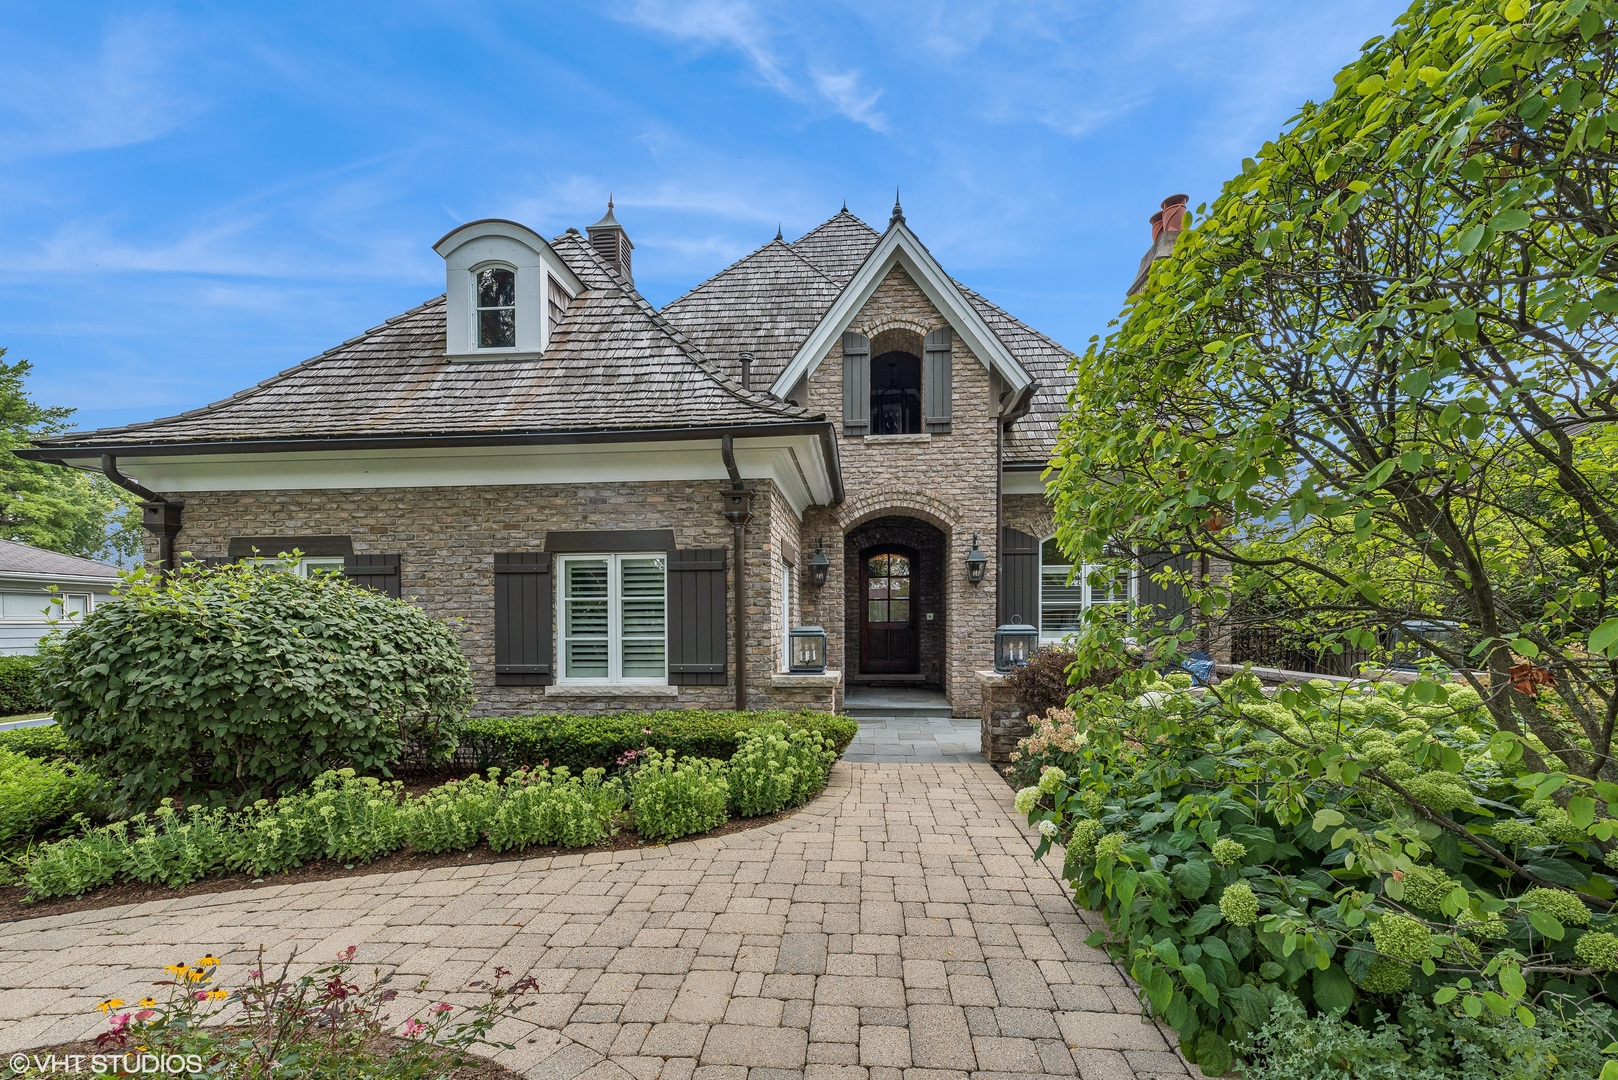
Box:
<box><xmin>808</xmin><ymin>537</ymin><xmax>830</xmax><ymax>587</ymax></box>
<box><xmin>965</xmin><ymin>532</ymin><xmax>988</xmax><ymax>585</ymax></box>
<box><xmin>995</xmin><ymin>616</ymin><xmax>1039</xmax><ymax>672</ymax></box>
<box><xmin>789</xmin><ymin>625</ymin><xmax>828</xmax><ymax>673</ymax></box>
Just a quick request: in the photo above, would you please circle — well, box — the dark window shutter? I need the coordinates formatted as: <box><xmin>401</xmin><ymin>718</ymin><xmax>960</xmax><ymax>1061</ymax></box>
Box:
<box><xmin>924</xmin><ymin>326</ymin><xmax>953</xmax><ymax>433</ymax></box>
<box><xmin>842</xmin><ymin>331</ymin><xmax>870</xmax><ymax>436</ymax></box>
<box><xmin>343</xmin><ymin>554</ymin><xmax>401</xmax><ymax>599</ymax></box>
<box><xmin>1000</xmin><ymin>528</ymin><xmax>1040</xmax><ymax>627</ymax></box>
<box><xmin>494</xmin><ymin>553</ymin><xmax>552</xmax><ymax>686</ymax></box>
<box><xmin>1137</xmin><ymin>548</ymin><xmax>1193</xmax><ymax>620</ymax></box>
<box><xmin>667</xmin><ymin>548</ymin><xmax>727</xmax><ymax>686</ymax></box>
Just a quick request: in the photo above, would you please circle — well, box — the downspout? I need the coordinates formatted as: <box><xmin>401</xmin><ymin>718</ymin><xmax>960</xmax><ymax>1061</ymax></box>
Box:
<box><xmin>101</xmin><ymin>455</ymin><xmax>184</xmax><ymax>579</ymax></box>
<box><xmin>719</xmin><ymin>435</ymin><xmax>753</xmax><ymax>711</ymax></box>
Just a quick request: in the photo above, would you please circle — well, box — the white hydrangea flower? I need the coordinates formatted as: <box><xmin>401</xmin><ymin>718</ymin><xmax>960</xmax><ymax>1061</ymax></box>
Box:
<box><xmin>1134</xmin><ymin>690</ymin><xmax>1172</xmax><ymax>709</ymax></box>
<box><xmin>1038</xmin><ymin>819</ymin><xmax>1060</xmax><ymax>839</ymax></box>
<box><xmin>1014</xmin><ymin>786</ymin><xmax>1041</xmax><ymax>815</ymax></box>
<box><xmin>1038</xmin><ymin>766</ymin><xmax>1068</xmax><ymax>794</ymax></box>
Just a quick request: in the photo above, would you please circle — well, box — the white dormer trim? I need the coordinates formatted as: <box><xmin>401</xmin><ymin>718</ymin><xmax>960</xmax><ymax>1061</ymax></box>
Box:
<box><xmin>767</xmin><ymin>222</ymin><xmax>1032</xmax><ymax>405</ymax></box>
<box><xmin>434</xmin><ymin>219</ymin><xmax>586</xmax><ymax>362</ymax></box>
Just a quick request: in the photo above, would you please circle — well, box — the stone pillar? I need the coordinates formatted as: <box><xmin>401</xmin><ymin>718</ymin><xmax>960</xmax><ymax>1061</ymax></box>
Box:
<box><xmin>977</xmin><ymin>670</ymin><xmax>1031</xmax><ymax>763</ymax></box>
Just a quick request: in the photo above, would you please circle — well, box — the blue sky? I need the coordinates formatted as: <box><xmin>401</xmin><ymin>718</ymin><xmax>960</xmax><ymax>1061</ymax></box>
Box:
<box><xmin>0</xmin><ymin>1</ymin><xmax>1408</xmax><ymax>433</ymax></box>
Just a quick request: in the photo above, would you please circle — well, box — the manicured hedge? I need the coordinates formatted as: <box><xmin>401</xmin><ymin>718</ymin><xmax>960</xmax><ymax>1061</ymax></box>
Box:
<box><xmin>0</xmin><ymin>724</ymin><xmax>79</xmax><ymax>761</ymax></box>
<box><xmin>454</xmin><ymin>710</ymin><xmax>856</xmax><ymax>774</ymax></box>
<box><xmin>0</xmin><ymin>654</ymin><xmax>43</xmax><ymax>718</ymax></box>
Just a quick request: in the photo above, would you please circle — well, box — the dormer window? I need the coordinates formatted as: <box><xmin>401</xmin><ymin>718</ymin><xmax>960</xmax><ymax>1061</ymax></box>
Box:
<box><xmin>433</xmin><ymin>219</ymin><xmax>585</xmax><ymax>362</ymax></box>
<box><xmin>476</xmin><ymin>267</ymin><xmax>517</xmax><ymax>349</ymax></box>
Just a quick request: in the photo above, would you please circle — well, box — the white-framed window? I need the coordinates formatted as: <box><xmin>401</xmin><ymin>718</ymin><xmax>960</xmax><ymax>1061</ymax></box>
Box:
<box><xmin>0</xmin><ymin>591</ymin><xmax>90</xmax><ymax>620</ymax></box>
<box><xmin>557</xmin><ymin>553</ymin><xmax>667</xmax><ymax>684</ymax></box>
<box><xmin>781</xmin><ymin>561</ymin><xmax>793</xmax><ymax>672</ymax></box>
<box><xmin>251</xmin><ymin>556</ymin><xmax>346</xmax><ymax>578</ymax></box>
<box><xmin>1039</xmin><ymin>537</ymin><xmax>1134</xmax><ymax>642</ymax></box>
<box><xmin>475</xmin><ymin>265</ymin><xmax>517</xmax><ymax>349</ymax></box>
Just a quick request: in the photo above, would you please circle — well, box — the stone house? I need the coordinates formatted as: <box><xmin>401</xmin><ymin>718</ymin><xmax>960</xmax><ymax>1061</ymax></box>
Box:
<box><xmin>21</xmin><ymin>197</ymin><xmax>1188</xmax><ymax>717</ymax></box>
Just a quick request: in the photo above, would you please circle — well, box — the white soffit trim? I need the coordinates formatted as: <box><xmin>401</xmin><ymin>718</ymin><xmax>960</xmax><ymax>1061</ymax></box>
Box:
<box><xmin>768</xmin><ymin>223</ymin><xmax>1032</xmax><ymax>400</ymax></box>
<box><xmin>0</xmin><ymin>572</ymin><xmax>121</xmax><ymax>590</ymax></box>
<box><xmin>1001</xmin><ymin>469</ymin><xmax>1049</xmax><ymax>496</ymax></box>
<box><xmin>92</xmin><ymin>435</ymin><xmax>831</xmax><ymax>518</ymax></box>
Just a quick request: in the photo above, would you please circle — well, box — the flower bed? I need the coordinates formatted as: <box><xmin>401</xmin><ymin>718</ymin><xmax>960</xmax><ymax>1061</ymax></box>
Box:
<box><xmin>1011</xmin><ymin>670</ymin><xmax>1618</xmax><ymax>1078</ymax></box>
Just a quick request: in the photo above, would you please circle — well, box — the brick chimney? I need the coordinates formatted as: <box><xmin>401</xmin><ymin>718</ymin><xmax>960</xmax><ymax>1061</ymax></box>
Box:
<box><xmin>1128</xmin><ymin>193</ymin><xmax>1189</xmax><ymax>296</ymax></box>
<box><xmin>587</xmin><ymin>196</ymin><xmax>634</xmax><ymax>284</ymax></box>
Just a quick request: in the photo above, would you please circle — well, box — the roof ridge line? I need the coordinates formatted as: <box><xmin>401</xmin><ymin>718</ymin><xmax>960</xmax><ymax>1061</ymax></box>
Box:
<box><xmin>561</xmin><ymin>231</ymin><xmax>818</xmax><ymax>424</ymax></box>
<box><xmin>954</xmin><ymin>282</ymin><xmax>1077</xmax><ymax>358</ymax></box>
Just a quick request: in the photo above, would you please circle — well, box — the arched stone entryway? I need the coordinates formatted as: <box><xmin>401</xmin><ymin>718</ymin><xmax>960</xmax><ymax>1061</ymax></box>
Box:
<box><xmin>843</xmin><ymin>515</ymin><xmax>947</xmax><ymax>688</ymax></box>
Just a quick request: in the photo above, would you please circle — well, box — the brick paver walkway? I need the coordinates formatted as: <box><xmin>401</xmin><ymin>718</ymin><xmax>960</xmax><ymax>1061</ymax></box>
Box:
<box><xmin>0</xmin><ymin>763</ymin><xmax>1189</xmax><ymax>1079</ymax></box>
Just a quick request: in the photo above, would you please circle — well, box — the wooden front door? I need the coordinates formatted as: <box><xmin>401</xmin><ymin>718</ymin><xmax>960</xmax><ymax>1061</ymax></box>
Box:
<box><xmin>861</xmin><ymin>547</ymin><xmax>919</xmax><ymax>674</ymax></box>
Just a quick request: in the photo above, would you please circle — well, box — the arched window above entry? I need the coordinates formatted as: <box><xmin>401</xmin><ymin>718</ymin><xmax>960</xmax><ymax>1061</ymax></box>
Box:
<box><xmin>870</xmin><ymin>350</ymin><xmax>921</xmax><ymax>434</ymax></box>
<box><xmin>476</xmin><ymin>267</ymin><xmax>517</xmax><ymax>349</ymax></box>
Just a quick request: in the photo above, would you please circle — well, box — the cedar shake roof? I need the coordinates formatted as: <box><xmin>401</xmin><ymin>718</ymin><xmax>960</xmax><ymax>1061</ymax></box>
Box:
<box><xmin>0</xmin><ymin>539</ymin><xmax>121</xmax><ymax>580</ymax></box>
<box><xmin>38</xmin><ymin>232</ymin><xmax>816</xmax><ymax>451</ymax></box>
<box><xmin>660</xmin><ymin>208</ymin><xmax>1074</xmax><ymax>463</ymax></box>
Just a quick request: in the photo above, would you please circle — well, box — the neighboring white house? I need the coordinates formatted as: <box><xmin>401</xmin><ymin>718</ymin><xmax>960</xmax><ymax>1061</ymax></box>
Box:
<box><xmin>0</xmin><ymin>540</ymin><xmax>121</xmax><ymax>655</ymax></box>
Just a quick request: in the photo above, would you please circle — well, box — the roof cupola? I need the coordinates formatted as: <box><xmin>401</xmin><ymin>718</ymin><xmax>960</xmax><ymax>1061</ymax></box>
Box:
<box><xmin>587</xmin><ymin>196</ymin><xmax>634</xmax><ymax>283</ymax></box>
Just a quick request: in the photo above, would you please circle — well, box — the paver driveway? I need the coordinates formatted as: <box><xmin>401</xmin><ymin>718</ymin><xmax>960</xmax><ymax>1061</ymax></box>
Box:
<box><xmin>0</xmin><ymin>763</ymin><xmax>1189</xmax><ymax>1079</ymax></box>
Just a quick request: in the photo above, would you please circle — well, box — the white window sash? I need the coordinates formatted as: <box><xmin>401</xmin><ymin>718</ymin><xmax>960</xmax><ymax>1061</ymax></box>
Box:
<box><xmin>556</xmin><ymin>552</ymin><xmax>667</xmax><ymax>685</ymax></box>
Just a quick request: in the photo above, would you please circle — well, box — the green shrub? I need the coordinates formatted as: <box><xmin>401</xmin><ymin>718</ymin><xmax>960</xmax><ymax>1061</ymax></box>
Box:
<box><xmin>0</xmin><ymin>747</ymin><xmax>97</xmax><ymax>851</ymax></box>
<box><xmin>1013</xmin><ymin>673</ymin><xmax>1618</xmax><ymax>1076</ymax></box>
<box><xmin>729</xmin><ymin>721</ymin><xmax>836</xmax><ymax>817</ymax></box>
<box><xmin>0</xmin><ymin>723</ymin><xmax>82</xmax><ymax>761</ymax></box>
<box><xmin>400</xmin><ymin>773</ymin><xmax>503</xmax><ymax>854</ymax></box>
<box><xmin>24</xmin><ymin>820</ymin><xmax>131</xmax><ymax>898</ymax></box>
<box><xmin>240</xmin><ymin>770</ymin><xmax>406</xmax><ymax>874</ymax></box>
<box><xmin>0</xmin><ymin>654</ymin><xmax>43</xmax><ymax>717</ymax></box>
<box><xmin>458</xmin><ymin>709</ymin><xmax>854</xmax><ymax>774</ymax></box>
<box><xmin>487</xmin><ymin>767</ymin><xmax>624</xmax><ymax>850</ymax></box>
<box><xmin>1238</xmin><ymin>993</ymin><xmax>1611</xmax><ymax>1080</ymax></box>
<box><xmin>125</xmin><ymin>803</ymin><xmax>242</xmax><ymax>888</ymax></box>
<box><xmin>631</xmin><ymin>749</ymin><xmax>729</xmax><ymax>841</ymax></box>
<box><xmin>40</xmin><ymin>561</ymin><xmax>473</xmax><ymax>810</ymax></box>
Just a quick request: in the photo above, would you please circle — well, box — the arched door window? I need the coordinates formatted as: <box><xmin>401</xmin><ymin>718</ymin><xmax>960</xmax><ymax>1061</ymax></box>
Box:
<box><xmin>870</xmin><ymin>351</ymin><xmax>921</xmax><ymax>434</ymax></box>
<box><xmin>476</xmin><ymin>267</ymin><xmax>517</xmax><ymax>348</ymax></box>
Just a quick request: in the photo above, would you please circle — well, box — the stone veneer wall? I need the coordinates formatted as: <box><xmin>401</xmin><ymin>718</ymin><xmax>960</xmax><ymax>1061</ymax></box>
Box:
<box><xmin>798</xmin><ymin>265</ymin><xmax>1001</xmax><ymax>716</ymax></box>
<box><xmin>150</xmin><ymin>478</ymin><xmax>799</xmax><ymax>716</ymax></box>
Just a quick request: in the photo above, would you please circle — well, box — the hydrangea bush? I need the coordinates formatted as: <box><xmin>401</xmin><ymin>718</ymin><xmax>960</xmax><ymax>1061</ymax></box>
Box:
<box><xmin>1014</xmin><ymin>672</ymin><xmax>1618</xmax><ymax>1077</ymax></box>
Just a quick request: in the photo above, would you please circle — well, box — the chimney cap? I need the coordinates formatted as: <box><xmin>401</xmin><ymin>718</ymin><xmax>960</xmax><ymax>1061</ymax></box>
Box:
<box><xmin>1161</xmin><ymin>193</ymin><xmax>1190</xmax><ymax>209</ymax></box>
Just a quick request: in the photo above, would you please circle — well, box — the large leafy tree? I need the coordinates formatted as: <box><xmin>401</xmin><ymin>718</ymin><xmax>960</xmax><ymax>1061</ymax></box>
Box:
<box><xmin>1052</xmin><ymin>0</ymin><xmax>1618</xmax><ymax>780</ymax></box>
<box><xmin>0</xmin><ymin>351</ymin><xmax>140</xmax><ymax>563</ymax></box>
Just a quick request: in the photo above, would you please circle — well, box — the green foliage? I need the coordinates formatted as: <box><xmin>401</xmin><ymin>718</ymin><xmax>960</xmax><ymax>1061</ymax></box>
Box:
<box><xmin>399</xmin><ymin>773</ymin><xmax>503</xmax><ymax>855</ymax></box>
<box><xmin>1014</xmin><ymin>678</ymin><xmax>1618</xmax><ymax>1076</ymax></box>
<box><xmin>1239</xmin><ymin>993</ymin><xmax>1612</xmax><ymax>1080</ymax></box>
<box><xmin>458</xmin><ymin>709</ymin><xmax>854</xmax><ymax>774</ymax></box>
<box><xmin>0</xmin><ymin>654</ymin><xmax>42</xmax><ymax>717</ymax></box>
<box><xmin>728</xmin><ymin>721</ymin><xmax>836</xmax><ymax>817</ymax></box>
<box><xmin>1049</xmin><ymin>0</ymin><xmax>1618</xmax><ymax>784</ymax></box>
<box><xmin>40</xmin><ymin>560</ymin><xmax>473</xmax><ymax>810</ymax></box>
<box><xmin>0</xmin><ymin>746</ymin><xmax>96</xmax><ymax>851</ymax></box>
<box><xmin>486</xmin><ymin>767</ymin><xmax>624</xmax><ymax>851</ymax></box>
<box><xmin>0</xmin><ymin>352</ymin><xmax>141</xmax><ymax>562</ymax></box>
<box><xmin>631</xmin><ymin>749</ymin><xmax>729</xmax><ymax>841</ymax></box>
<box><xmin>0</xmin><ymin>722</ymin><xmax>81</xmax><ymax>761</ymax></box>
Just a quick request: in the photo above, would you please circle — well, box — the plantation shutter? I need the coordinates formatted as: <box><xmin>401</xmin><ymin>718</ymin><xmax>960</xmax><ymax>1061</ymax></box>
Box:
<box><xmin>343</xmin><ymin>554</ymin><xmax>401</xmax><ymax>599</ymax></box>
<box><xmin>1000</xmin><ymin>527</ymin><xmax>1039</xmax><ymax>626</ymax></box>
<box><xmin>666</xmin><ymin>548</ymin><xmax>727</xmax><ymax>686</ymax></box>
<box><xmin>924</xmin><ymin>326</ymin><xmax>953</xmax><ymax>433</ymax></box>
<box><xmin>1137</xmin><ymin>548</ymin><xmax>1194</xmax><ymax>621</ymax></box>
<box><xmin>842</xmin><ymin>331</ymin><xmax>870</xmax><ymax>436</ymax></box>
<box><xmin>494</xmin><ymin>552</ymin><xmax>552</xmax><ymax>686</ymax></box>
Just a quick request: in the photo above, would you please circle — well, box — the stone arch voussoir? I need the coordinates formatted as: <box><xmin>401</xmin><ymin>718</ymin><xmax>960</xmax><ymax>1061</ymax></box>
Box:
<box><xmin>837</xmin><ymin>490</ymin><xmax>961</xmax><ymax>537</ymax></box>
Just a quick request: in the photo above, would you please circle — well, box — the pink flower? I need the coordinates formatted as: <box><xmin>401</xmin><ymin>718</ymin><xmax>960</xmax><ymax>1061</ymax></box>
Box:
<box><xmin>402</xmin><ymin>1019</ymin><xmax>425</xmax><ymax>1037</ymax></box>
<box><xmin>429</xmin><ymin>1002</ymin><xmax>453</xmax><ymax>1014</ymax></box>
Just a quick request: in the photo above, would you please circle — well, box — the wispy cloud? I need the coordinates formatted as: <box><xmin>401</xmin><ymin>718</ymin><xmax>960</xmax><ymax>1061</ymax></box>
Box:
<box><xmin>0</xmin><ymin>14</ymin><xmax>201</xmax><ymax>158</ymax></box>
<box><xmin>614</xmin><ymin>0</ymin><xmax>888</xmax><ymax>131</ymax></box>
